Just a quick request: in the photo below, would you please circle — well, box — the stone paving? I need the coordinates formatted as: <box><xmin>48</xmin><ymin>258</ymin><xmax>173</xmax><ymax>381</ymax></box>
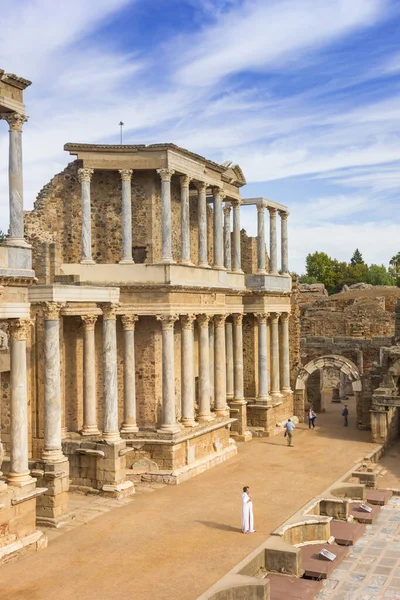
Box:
<box><xmin>316</xmin><ymin>496</ymin><xmax>400</xmax><ymax>600</ymax></box>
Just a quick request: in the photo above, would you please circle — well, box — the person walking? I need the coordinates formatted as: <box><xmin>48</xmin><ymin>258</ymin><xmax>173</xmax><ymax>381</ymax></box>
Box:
<box><xmin>308</xmin><ymin>406</ymin><xmax>317</xmax><ymax>429</ymax></box>
<box><xmin>284</xmin><ymin>418</ymin><xmax>295</xmax><ymax>446</ymax></box>
<box><xmin>341</xmin><ymin>404</ymin><xmax>349</xmax><ymax>427</ymax></box>
<box><xmin>241</xmin><ymin>486</ymin><xmax>256</xmax><ymax>534</ymax></box>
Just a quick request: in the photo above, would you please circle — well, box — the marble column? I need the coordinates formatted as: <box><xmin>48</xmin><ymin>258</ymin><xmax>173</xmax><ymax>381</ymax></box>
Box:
<box><xmin>225</xmin><ymin>319</ymin><xmax>234</xmax><ymax>400</ymax></box>
<box><xmin>121</xmin><ymin>315</ymin><xmax>139</xmax><ymax>433</ymax></box>
<box><xmin>0</xmin><ymin>112</ymin><xmax>28</xmax><ymax>244</ymax></box>
<box><xmin>270</xmin><ymin>312</ymin><xmax>281</xmax><ymax>397</ymax></box>
<box><xmin>257</xmin><ymin>202</ymin><xmax>267</xmax><ymax>274</ymax></box>
<box><xmin>157</xmin><ymin>168</ymin><xmax>175</xmax><ymax>264</ymax></box>
<box><xmin>197</xmin><ymin>314</ymin><xmax>214</xmax><ymax>422</ymax></box>
<box><xmin>81</xmin><ymin>315</ymin><xmax>100</xmax><ymax>435</ymax></box>
<box><xmin>102</xmin><ymin>303</ymin><xmax>121</xmax><ymax>442</ymax></box>
<box><xmin>280</xmin><ymin>312</ymin><xmax>291</xmax><ymax>392</ymax></box>
<box><xmin>231</xmin><ymin>200</ymin><xmax>242</xmax><ymax>273</ymax></box>
<box><xmin>196</xmin><ymin>182</ymin><xmax>209</xmax><ymax>267</ymax></box>
<box><xmin>179</xmin><ymin>175</ymin><xmax>192</xmax><ymax>265</ymax></box>
<box><xmin>223</xmin><ymin>205</ymin><xmax>232</xmax><ymax>270</ymax></box>
<box><xmin>78</xmin><ymin>167</ymin><xmax>95</xmax><ymax>264</ymax></box>
<box><xmin>213</xmin><ymin>187</ymin><xmax>225</xmax><ymax>269</ymax></box>
<box><xmin>209</xmin><ymin>319</ymin><xmax>215</xmax><ymax>408</ymax></box>
<box><xmin>180</xmin><ymin>314</ymin><xmax>197</xmax><ymax>427</ymax></box>
<box><xmin>268</xmin><ymin>207</ymin><xmax>278</xmax><ymax>274</ymax></box>
<box><xmin>214</xmin><ymin>315</ymin><xmax>228</xmax><ymax>417</ymax></box>
<box><xmin>255</xmin><ymin>313</ymin><xmax>270</xmax><ymax>402</ymax></box>
<box><xmin>119</xmin><ymin>169</ymin><xmax>134</xmax><ymax>264</ymax></box>
<box><xmin>157</xmin><ymin>315</ymin><xmax>181</xmax><ymax>432</ymax></box>
<box><xmin>279</xmin><ymin>210</ymin><xmax>289</xmax><ymax>274</ymax></box>
<box><xmin>232</xmin><ymin>314</ymin><xmax>245</xmax><ymax>402</ymax></box>
<box><xmin>42</xmin><ymin>302</ymin><xmax>65</xmax><ymax>462</ymax></box>
<box><xmin>8</xmin><ymin>319</ymin><xmax>34</xmax><ymax>486</ymax></box>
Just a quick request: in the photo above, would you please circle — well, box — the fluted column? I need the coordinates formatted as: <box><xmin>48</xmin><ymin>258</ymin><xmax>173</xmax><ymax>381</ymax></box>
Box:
<box><xmin>101</xmin><ymin>303</ymin><xmax>120</xmax><ymax>442</ymax></box>
<box><xmin>0</xmin><ymin>112</ymin><xmax>28</xmax><ymax>244</ymax></box>
<box><xmin>180</xmin><ymin>175</ymin><xmax>192</xmax><ymax>265</ymax></box>
<box><xmin>231</xmin><ymin>200</ymin><xmax>242</xmax><ymax>273</ymax></box>
<box><xmin>180</xmin><ymin>314</ymin><xmax>197</xmax><ymax>427</ymax></box>
<box><xmin>232</xmin><ymin>314</ymin><xmax>245</xmax><ymax>402</ymax></box>
<box><xmin>78</xmin><ymin>168</ymin><xmax>95</xmax><ymax>264</ymax></box>
<box><xmin>213</xmin><ymin>188</ymin><xmax>225</xmax><ymax>269</ymax></box>
<box><xmin>270</xmin><ymin>312</ymin><xmax>281</xmax><ymax>397</ymax></box>
<box><xmin>8</xmin><ymin>319</ymin><xmax>34</xmax><ymax>486</ymax></box>
<box><xmin>81</xmin><ymin>315</ymin><xmax>100</xmax><ymax>435</ymax></box>
<box><xmin>42</xmin><ymin>302</ymin><xmax>65</xmax><ymax>461</ymax></box>
<box><xmin>223</xmin><ymin>205</ymin><xmax>232</xmax><ymax>270</ymax></box>
<box><xmin>121</xmin><ymin>315</ymin><xmax>139</xmax><ymax>433</ymax></box>
<box><xmin>119</xmin><ymin>169</ymin><xmax>134</xmax><ymax>264</ymax></box>
<box><xmin>279</xmin><ymin>210</ymin><xmax>289</xmax><ymax>274</ymax></box>
<box><xmin>255</xmin><ymin>313</ymin><xmax>270</xmax><ymax>402</ymax></box>
<box><xmin>225</xmin><ymin>320</ymin><xmax>234</xmax><ymax>400</ymax></box>
<box><xmin>280</xmin><ymin>312</ymin><xmax>291</xmax><ymax>392</ymax></box>
<box><xmin>257</xmin><ymin>202</ymin><xmax>267</xmax><ymax>274</ymax></box>
<box><xmin>157</xmin><ymin>315</ymin><xmax>181</xmax><ymax>432</ymax></box>
<box><xmin>196</xmin><ymin>182</ymin><xmax>209</xmax><ymax>267</ymax></box>
<box><xmin>157</xmin><ymin>168</ymin><xmax>175</xmax><ymax>264</ymax></box>
<box><xmin>209</xmin><ymin>319</ymin><xmax>215</xmax><ymax>408</ymax></box>
<box><xmin>268</xmin><ymin>207</ymin><xmax>278</xmax><ymax>274</ymax></box>
<box><xmin>214</xmin><ymin>315</ymin><xmax>228</xmax><ymax>416</ymax></box>
<box><xmin>197</xmin><ymin>314</ymin><xmax>214</xmax><ymax>421</ymax></box>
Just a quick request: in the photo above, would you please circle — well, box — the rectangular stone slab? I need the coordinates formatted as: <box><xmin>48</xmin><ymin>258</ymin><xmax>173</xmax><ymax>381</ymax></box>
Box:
<box><xmin>300</xmin><ymin>543</ymin><xmax>349</xmax><ymax>579</ymax></box>
<box><xmin>349</xmin><ymin>503</ymin><xmax>381</xmax><ymax>524</ymax></box>
<box><xmin>366</xmin><ymin>489</ymin><xmax>393</xmax><ymax>506</ymax></box>
<box><xmin>267</xmin><ymin>573</ymin><xmax>323</xmax><ymax>599</ymax></box>
<box><xmin>330</xmin><ymin>520</ymin><xmax>366</xmax><ymax>545</ymax></box>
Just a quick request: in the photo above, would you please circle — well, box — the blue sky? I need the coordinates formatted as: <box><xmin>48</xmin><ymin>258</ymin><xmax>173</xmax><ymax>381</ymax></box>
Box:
<box><xmin>1</xmin><ymin>0</ymin><xmax>400</xmax><ymax>273</ymax></box>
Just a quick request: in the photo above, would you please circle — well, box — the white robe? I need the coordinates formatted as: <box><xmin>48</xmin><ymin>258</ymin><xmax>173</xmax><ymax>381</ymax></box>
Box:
<box><xmin>241</xmin><ymin>492</ymin><xmax>254</xmax><ymax>532</ymax></box>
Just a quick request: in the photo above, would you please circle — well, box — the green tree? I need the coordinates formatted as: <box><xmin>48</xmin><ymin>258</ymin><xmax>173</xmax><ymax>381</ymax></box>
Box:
<box><xmin>0</xmin><ymin>230</ymin><xmax>5</xmax><ymax>243</ymax></box>
<box><xmin>389</xmin><ymin>253</ymin><xmax>400</xmax><ymax>286</ymax></box>
<box><xmin>350</xmin><ymin>248</ymin><xmax>364</xmax><ymax>265</ymax></box>
<box><xmin>305</xmin><ymin>251</ymin><xmax>337</xmax><ymax>292</ymax></box>
<box><xmin>298</xmin><ymin>275</ymin><xmax>319</xmax><ymax>284</ymax></box>
<box><xmin>365</xmin><ymin>264</ymin><xmax>395</xmax><ymax>286</ymax></box>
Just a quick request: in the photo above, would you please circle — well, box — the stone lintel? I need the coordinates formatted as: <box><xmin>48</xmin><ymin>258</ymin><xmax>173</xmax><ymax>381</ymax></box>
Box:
<box><xmin>28</xmin><ymin>284</ymin><xmax>120</xmax><ymax>304</ymax></box>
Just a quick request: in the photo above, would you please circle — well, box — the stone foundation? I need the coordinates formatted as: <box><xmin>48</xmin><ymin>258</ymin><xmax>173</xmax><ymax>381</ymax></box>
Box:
<box><xmin>246</xmin><ymin>391</ymin><xmax>294</xmax><ymax>436</ymax></box>
<box><xmin>31</xmin><ymin>458</ymin><xmax>70</xmax><ymax>528</ymax></box>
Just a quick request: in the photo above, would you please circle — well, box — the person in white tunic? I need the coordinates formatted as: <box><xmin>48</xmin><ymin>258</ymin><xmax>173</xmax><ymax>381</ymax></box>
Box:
<box><xmin>241</xmin><ymin>486</ymin><xmax>256</xmax><ymax>533</ymax></box>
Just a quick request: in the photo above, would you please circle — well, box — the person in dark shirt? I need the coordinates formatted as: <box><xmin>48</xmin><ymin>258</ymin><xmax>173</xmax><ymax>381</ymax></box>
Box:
<box><xmin>341</xmin><ymin>404</ymin><xmax>349</xmax><ymax>426</ymax></box>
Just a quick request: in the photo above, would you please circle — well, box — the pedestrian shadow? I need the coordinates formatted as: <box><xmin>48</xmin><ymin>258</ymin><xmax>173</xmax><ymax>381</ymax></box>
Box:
<box><xmin>196</xmin><ymin>520</ymin><xmax>242</xmax><ymax>533</ymax></box>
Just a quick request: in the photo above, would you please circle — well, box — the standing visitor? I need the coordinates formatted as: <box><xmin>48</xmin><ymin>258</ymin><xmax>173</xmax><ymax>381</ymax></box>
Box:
<box><xmin>241</xmin><ymin>486</ymin><xmax>256</xmax><ymax>534</ymax></box>
<box><xmin>284</xmin><ymin>418</ymin><xmax>295</xmax><ymax>446</ymax></box>
<box><xmin>341</xmin><ymin>404</ymin><xmax>349</xmax><ymax>427</ymax></box>
<box><xmin>308</xmin><ymin>406</ymin><xmax>317</xmax><ymax>429</ymax></box>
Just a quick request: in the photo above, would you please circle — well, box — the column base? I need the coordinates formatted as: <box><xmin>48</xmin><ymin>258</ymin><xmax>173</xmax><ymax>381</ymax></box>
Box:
<box><xmin>120</xmin><ymin>423</ymin><xmax>139</xmax><ymax>434</ymax></box>
<box><xmin>214</xmin><ymin>264</ymin><xmax>226</xmax><ymax>271</ymax></box>
<box><xmin>270</xmin><ymin>391</ymin><xmax>283</xmax><ymax>399</ymax></box>
<box><xmin>119</xmin><ymin>258</ymin><xmax>135</xmax><ymax>265</ymax></box>
<box><xmin>80</xmin><ymin>426</ymin><xmax>101</xmax><ymax>436</ymax></box>
<box><xmin>158</xmin><ymin>258</ymin><xmax>176</xmax><ymax>265</ymax></box>
<box><xmin>231</xmin><ymin>398</ymin><xmax>247</xmax><ymax>405</ymax></box>
<box><xmin>269</xmin><ymin>270</ymin><xmax>279</xmax><ymax>275</ymax></box>
<box><xmin>3</xmin><ymin>237</ymin><xmax>31</xmax><ymax>248</ymax></box>
<box><xmin>232</xmin><ymin>268</ymin><xmax>244</xmax><ymax>274</ymax></box>
<box><xmin>7</xmin><ymin>471</ymin><xmax>36</xmax><ymax>488</ymax></box>
<box><xmin>213</xmin><ymin>407</ymin><xmax>230</xmax><ymax>418</ymax></box>
<box><xmin>157</xmin><ymin>424</ymin><xmax>182</xmax><ymax>434</ymax></box>
<box><xmin>256</xmin><ymin>395</ymin><xmax>272</xmax><ymax>403</ymax></box>
<box><xmin>197</xmin><ymin>413</ymin><xmax>216</xmax><ymax>423</ymax></box>
<box><xmin>41</xmin><ymin>449</ymin><xmax>66</xmax><ymax>463</ymax></box>
<box><xmin>280</xmin><ymin>387</ymin><xmax>292</xmax><ymax>394</ymax></box>
<box><xmin>256</xmin><ymin>269</ymin><xmax>267</xmax><ymax>275</ymax></box>
<box><xmin>181</xmin><ymin>418</ymin><xmax>198</xmax><ymax>427</ymax></box>
<box><xmin>80</xmin><ymin>258</ymin><xmax>95</xmax><ymax>265</ymax></box>
<box><xmin>103</xmin><ymin>432</ymin><xmax>122</xmax><ymax>443</ymax></box>
<box><xmin>198</xmin><ymin>262</ymin><xmax>211</xmax><ymax>268</ymax></box>
<box><xmin>179</xmin><ymin>259</ymin><xmax>194</xmax><ymax>266</ymax></box>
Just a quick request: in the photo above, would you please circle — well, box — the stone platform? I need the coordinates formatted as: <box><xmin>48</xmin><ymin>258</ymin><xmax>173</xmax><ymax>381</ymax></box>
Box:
<box><xmin>267</xmin><ymin>573</ymin><xmax>323</xmax><ymax>600</ymax></box>
<box><xmin>300</xmin><ymin>544</ymin><xmax>349</xmax><ymax>579</ymax></box>
<box><xmin>330</xmin><ymin>520</ymin><xmax>366</xmax><ymax>546</ymax></box>
<box><xmin>349</xmin><ymin>502</ymin><xmax>381</xmax><ymax>524</ymax></box>
<box><xmin>366</xmin><ymin>488</ymin><xmax>393</xmax><ymax>505</ymax></box>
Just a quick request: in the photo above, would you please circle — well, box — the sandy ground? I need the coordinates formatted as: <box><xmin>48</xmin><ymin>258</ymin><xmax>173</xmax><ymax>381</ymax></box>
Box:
<box><xmin>0</xmin><ymin>398</ymin><xmax>383</xmax><ymax>600</ymax></box>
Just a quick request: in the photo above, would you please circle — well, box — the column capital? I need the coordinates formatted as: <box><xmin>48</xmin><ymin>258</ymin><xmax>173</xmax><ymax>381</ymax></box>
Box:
<box><xmin>197</xmin><ymin>313</ymin><xmax>211</xmax><ymax>328</ymax></box>
<box><xmin>232</xmin><ymin>313</ymin><xmax>244</xmax><ymax>326</ymax></box>
<box><xmin>278</xmin><ymin>210</ymin><xmax>289</xmax><ymax>219</ymax></box>
<box><xmin>213</xmin><ymin>187</ymin><xmax>226</xmax><ymax>200</ymax></box>
<box><xmin>214</xmin><ymin>314</ymin><xmax>227</xmax><ymax>328</ymax></box>
<box><xmin>41</xmin><ymin>301</ymin><xmax>65</xmax><ymax>320</ymax></box>
<box><xmin>194</xmin><ymin>181</ymin><xmax>207</xmax><ymax>193</ymax></box>
<box><xmin>254</xmin><ymin>312</ymin><xmax>269</xmax><ymax>324</ymax></box>
<box><xmin>157</xmin><ymin>168</ymin><xmax>175</xmax><ymax>181</ymax></box>
<box><xmin>280</xmin><ymin>312</ymin><xmax>290</xmax><ymax>322</ymax></box>
<box><xmin>157</xmin><ymin>314</ymin><xmax>179</xmax><ymax>330</ymax></box>
<box><xmin>223</xmin><ymin>205</ymin><xmax>231</xmax><ymax>216</ymax></box>
<box><xmin>268</xmin><ymin>206</ymin><xmax>277</xmax><ymax>217</ymax></box>
<box><xmin>81</xmin><ymin>315</ymin><xmax>98</xmax><ymax>331</ymax></box>
<box><xmin>181</xmin><ymin>314</ymin><xmax>196</xmax><ymax>330</ymax></box>
<box><xmin>9</xmin><ymin>318</ymin><xmax>33</xmax><ymax>341</ymax></box>
<box><xmin>101</xmin><ymin>303</ymin><xmax>119</xmax><ymax>319</ymax></box>
<box><xmin>179</xmin><ymin>174</ymin><xmax>192</xmax><ymax>187</ymax></box>
<box><xmin>119</xmin><ymin>169</ymin><xmax>133</xmax><ymax>182</ymax></box>
<box><xmin>0</xmin><ymin>112</ymin><xmax>28</xmax><ymax>131</ymax></box>
<box><xmin>270</xmin><ymin>312</ymin><xmax>281</xmax><ymax>324</ymax></box>
<box><xmin>257</xmin><ymin>203</ymin><xmax>266</xmax><ymax>213</ymax></box>
<box><xmin>121</xmin><ymin>314</ymin><xmax>139</xmax><ymax>331</ymax></box>
<box><xmin>231</xmin><ymin>199</ymin><xmax>241</xmax><ymax>209</ymax></box>
<box><xmin>78</xmin><ymin>168</ymin><xmax>94</xmax><ymax>183</ymax></box>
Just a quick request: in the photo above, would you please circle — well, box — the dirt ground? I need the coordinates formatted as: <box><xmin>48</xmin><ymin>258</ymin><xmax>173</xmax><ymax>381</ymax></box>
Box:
<box><xmin>0</xmin><ymin>398</ymin><xmax>383</xmax><ymax>600</ymax></box>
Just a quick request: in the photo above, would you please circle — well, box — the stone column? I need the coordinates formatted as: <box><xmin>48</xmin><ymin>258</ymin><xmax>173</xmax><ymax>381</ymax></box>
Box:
<box><xmin>180</xmin><ymin>314</ymin><xmax>197</xmax><ymax>427</ymax></box>
<box><xmin>119</xmin><ymin>169</ymin><xmax>134</xmax><ymax>264</ymax></box>
<box><xmin>214</xmin><ymin>315</ymin><xmax>228</xmax><ymax>417</ymax></box>
<box><xmin>268</xmin><ymin>207</ymin><xmax>278</xmax><ymax>274</ymax></box>
<box><xmin>225</xmin><ymin>319</ymin><xmax>234</xmax><ymax>400</ymax></box>
<box><xmin>157</xmin><ymin>315</ymin><xmax>180</xmax><ymax>432</ymax></box>
<box><xmin>157</xmin><ymin>168</ymin><xmax>175</xmax><ymax>264</ymax></box>
<box><xmin>213</xmin><ymin>188</ymin><xmax>225</xmax><ymax>269</ymax></box>
<box><xmin>255</xmin><ymin>313</ymin><xmax>270</xmax><ymax>401</ymax></box>
<box><xmin>280</xmin><ymin>312</ymin><xmax>291</xmax><ymax>392</ymax></box>
<box><xmin>231</xmin><ymin>200</ymin><xmax>242</xmax><ymax>273</ymax></box>
<box><xmin>198</xmin><ymin>314</ymin><xmax>214</xmax><ymax>422</ymax></box>
<box><xmin>232</xmin><ymin>314</ymin><xmax>244</xmax><ymax>401</ymax></box>
<box><xmin>120</xmin><ymin>315</ymin><xmax>139</xmax><ymax>433</ymax></box>
<box><xmin>81</xmin><ymin>315</ymin><xmax>100</xmax><ymax>435</ymax></box>
<box><xmin>101</xmin><ymin>303</ymin><xmax>121</xmax><ymax>443</ymax></box>
<box><xmin>279</xmin><ymin>210</ymin><xmax>289</xmax><ymax>274</ymax></box>
<box><xmin>78</xmin><ymin>168</ymin><xmax>95</xmax><ymax>264</ymax></box>
<box><xmin>209</xmin><ymin>319</ymin><xmax>215</xmax><ymax>408</ymax></box>
<box><xmin>8</xmin><ymin>319</ymin><xmax>34</xmax><ymax>486</ymax></box>
<box><xmin>270</xmin><ymin>312</ymin><xmax>281</xmax><ymax>397</ymax></box>
<box><xmin>196</xmin><ymin>182</ymin><xmax>209</xmax><ymax>267</ymax></box>
<box><xmin>257</xmin><ymin>202</ymin><xmax>267</xmax><ymax>274</ymax></box>
<box><xmin>179</xmin><ymin>175</ymin><xmax>192</xmax><ymax>265</ymax></box>
<box><xmin>0</xmin><ymin>112</ymin><xmax>28</xmax><ymax>244</ymax></box>
<box><xmin>223</xmin><ymin>205</ymin><xmax>232</xmax><ymax>270</ymax></box>
<box><xmin>42</xmin><ymin>302</ymin><xmax>65</xmax><ymax>462</ymax></box>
